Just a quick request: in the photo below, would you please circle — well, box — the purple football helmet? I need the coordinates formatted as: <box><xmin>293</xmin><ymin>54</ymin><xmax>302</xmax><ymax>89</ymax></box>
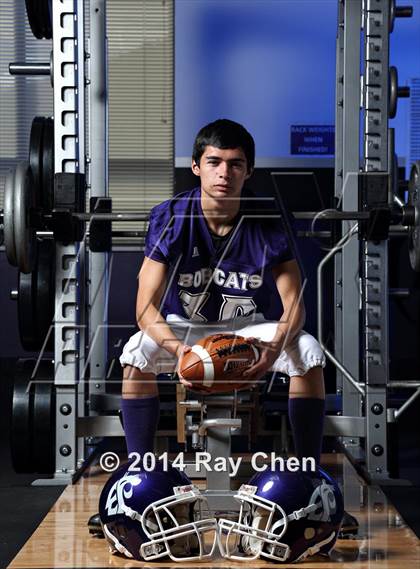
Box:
<box><xmin>99</xmin><ymin>461</ymin><xmax>218</xmax><ymax>561</ymax></box>
<box><xmin>218</xmin><ymin>467</ymin><xmax>344</xmax><ymax>563</ymax></box>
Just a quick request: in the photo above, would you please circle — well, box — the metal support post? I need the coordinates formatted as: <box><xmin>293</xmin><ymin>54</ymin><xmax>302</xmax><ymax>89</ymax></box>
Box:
<box><xmin>51</xmin><ymin>0</ymin><xmax>86</xmax><ymax>483</ymax></box>
<box><xmin>205</xmin><ymin>406</ymin><xmax>237</xmax><ymax>512</ymax></box>
<box><xmin>335</xmin><ymin>0</ymin><xmax>363</xmax><ymax>459</ymax></box>
<box><xmin>361</xmin><ymin>0</ymin><xmax>391</xmax><ymax>481</ymax></box>
<box><xmin>86</xmin><ymin>0</ymin><xmax>109</xmax><ymax>402</ymax></box>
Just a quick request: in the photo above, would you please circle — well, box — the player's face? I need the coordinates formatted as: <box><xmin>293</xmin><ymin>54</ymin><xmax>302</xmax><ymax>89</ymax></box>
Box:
<box><xmin>192</xmin><ymin>146</ymin><xmax>252</xmax><ymax>200</ymax></box>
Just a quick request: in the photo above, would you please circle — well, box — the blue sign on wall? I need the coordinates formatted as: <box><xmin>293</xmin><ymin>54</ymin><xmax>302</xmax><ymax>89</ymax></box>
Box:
<box><xmin>291</xmin><ymin>125</ymin><xmax>335</xmax><ymax>155</ymax></box>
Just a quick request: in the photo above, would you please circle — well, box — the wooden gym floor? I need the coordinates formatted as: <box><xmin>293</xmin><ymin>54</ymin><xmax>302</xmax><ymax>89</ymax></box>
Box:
<box><xmin>7</xmin><ymin>453</ymin><xmax>420</xmax><ymax>568</ymax></box>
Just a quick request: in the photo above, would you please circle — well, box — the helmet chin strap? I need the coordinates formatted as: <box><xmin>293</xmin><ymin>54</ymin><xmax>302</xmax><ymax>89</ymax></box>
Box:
<box><xmin>272</xmin><ymin>502</ymin><xmax>318</xmax><ymax>531</ymax></box>
<box><xmin>120</xmin><ymin>501</ymin><xmax>161</xmax><ymax>533</ymax></box>
<box><xmin>103</xmin><ymin>523</ymin><xmax>134</xmax><ymax>558</ymax></box>
<box><xmin>295</xmin><ymin>531</ymin><xmax>336</xmax><ymax>562</ymax></box>
<box><xmin>116</xmin><ymin>487</ymin><xmax>158</xmax><ymax>533</ymax></box>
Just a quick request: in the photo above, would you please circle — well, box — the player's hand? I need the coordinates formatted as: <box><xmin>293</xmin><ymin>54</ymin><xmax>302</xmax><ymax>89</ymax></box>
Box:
<box><xmin>243</xmin><ymin>337</ymin><xmax>282</xmax><ymax>382</ymax></box>
<box><xmin>176</xmin><ymin>344</ymin><xmax>193</xmax><ymax>388</ymax></box>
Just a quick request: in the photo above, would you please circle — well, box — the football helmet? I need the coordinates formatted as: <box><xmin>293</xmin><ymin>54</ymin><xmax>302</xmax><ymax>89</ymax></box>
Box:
<box><xmin>99</xmin><ymin>461</ymin><xmax>218</xmax><ymax>561</ymax></box>
<box><xmin>218</xmin><ymin>467</ymin><xmax>344</xmax><ymax>563</ymax></box>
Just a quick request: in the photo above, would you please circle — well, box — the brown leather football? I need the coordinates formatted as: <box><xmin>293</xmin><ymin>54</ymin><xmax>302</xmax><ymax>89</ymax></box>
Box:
<box><xmin>179</xmin><ymin>334</ymin><xmax>259</xmax><ymax>393</ymax></box>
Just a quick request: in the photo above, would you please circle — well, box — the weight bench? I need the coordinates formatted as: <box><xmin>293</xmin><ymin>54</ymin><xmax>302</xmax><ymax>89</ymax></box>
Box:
<box><xmin>176</xmin><ymin>380</ymin><xmax>288</xmax><ymax>512</ymax></box>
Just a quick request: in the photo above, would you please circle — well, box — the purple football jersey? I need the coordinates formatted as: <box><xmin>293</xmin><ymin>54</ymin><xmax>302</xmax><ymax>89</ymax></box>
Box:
<box><xmin>144</xmin><ymin>187</ymin><xmax>294</xmax><ymax>321</ymax></box>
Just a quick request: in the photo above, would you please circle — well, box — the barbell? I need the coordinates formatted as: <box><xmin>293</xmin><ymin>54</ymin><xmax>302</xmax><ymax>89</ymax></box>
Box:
<box><xmin>2</xmin><ymin>161</ymin><xmax>420</xmax><ymax>271</ymax></box>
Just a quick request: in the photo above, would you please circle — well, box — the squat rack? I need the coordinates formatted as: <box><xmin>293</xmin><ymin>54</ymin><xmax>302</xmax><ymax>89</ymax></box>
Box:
<box><xmin>3</xmin><ymin>0</ymin><xmax>420</xmax><ymax>486</ymax></box>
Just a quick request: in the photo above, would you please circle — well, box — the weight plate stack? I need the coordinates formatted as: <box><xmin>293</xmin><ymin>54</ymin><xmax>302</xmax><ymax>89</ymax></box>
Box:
<box><xmin>32</xmin><ymin>360</ymin><xmax>55</xmax><ymax>474</ymax></box>
<box><xmin>11</xmin><ymin>359</ymin><xmax>35</xmax><ymax>473</ymax></box>
<box><xmin>18</xmin><ymin>240</ymin><xmax>55</xmax><ymax>351</ymax></box>
<box><xmin>11</xmin><ymin>359</ymin><xmax>55</xmax><ymax>474</ymax></box>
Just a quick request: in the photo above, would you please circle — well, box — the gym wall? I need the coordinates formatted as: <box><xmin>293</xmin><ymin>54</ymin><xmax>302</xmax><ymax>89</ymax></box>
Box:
<box><xmin>175</xmin><ymin>0</ymin><xmax>420</xmax><ymax>168</ymax></box>
<box><xmin>1</xmin><ymin>0</ymin><xmax>419</xmax><ymax>384</ymax></box>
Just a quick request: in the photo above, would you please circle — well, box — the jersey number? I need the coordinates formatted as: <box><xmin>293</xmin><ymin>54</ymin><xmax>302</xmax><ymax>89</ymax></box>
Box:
<box><xmin>179</xmin><ymin>291</ymin><xmax>257</xmax><ymax>321</ymax></box>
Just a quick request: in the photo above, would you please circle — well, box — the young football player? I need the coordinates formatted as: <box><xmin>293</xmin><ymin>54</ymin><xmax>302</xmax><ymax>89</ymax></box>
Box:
<box><xmin>89</xmin><ymin>119</ymin><xmax>357</xmax><ymax>539</ymax></box>
<box><xmin>120</xmin><ymin>118</ymin><xmax>325</xmax><ymax>466</ymax></box>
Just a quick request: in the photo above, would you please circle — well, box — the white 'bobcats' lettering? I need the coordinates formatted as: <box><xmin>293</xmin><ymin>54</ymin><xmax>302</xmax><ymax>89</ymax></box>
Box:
<box><xmin>178</xmin><ymin>268</ymin><xmax>263</xmax><ymax>291</ymax></box>
<box><xmin>224</xmin><ymin>272</ymin><xmax>240</xmax><ymax>289</ymax></box>
<box><xmin>213</xmin><ymin>268</ymin><xmax>225</xmax><ymax>286</ymax></box>
<box><xmin>178</xmin><ymin>273</ymin><xmax>193</xmax><ymax>287</ymax></box>
<box><xmin>238</xmin><ymin>272</ymin><xmax>249</xmax><ymax>290</ymax></box>
<box><xmin>249</xmin><ymin>274</ymin><xmax>263</xmax><ymax>289</ymax></box>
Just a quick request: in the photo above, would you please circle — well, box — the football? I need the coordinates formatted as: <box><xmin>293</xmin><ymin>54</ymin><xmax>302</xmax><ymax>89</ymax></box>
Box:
<box><xmin>179</xmin><ymin>334</ymin><xmax>259</xmax><ymax>393</ymax></box>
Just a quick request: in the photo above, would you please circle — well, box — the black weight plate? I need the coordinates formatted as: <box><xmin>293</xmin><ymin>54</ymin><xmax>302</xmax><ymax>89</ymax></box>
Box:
<box><xmin>14</xmin><ymin>161</ymin><xmax>37</xmax><ymax>274</ymax></box>
<box><xmin>29</xmin><ymin>117</ymin><xmax>45</xmax><ymax>205</ymax></box>
<box><xmin>46</xmin><ymin>0</ymin><xmax>53</xmax><ymax>40</ymax></box>
<box><xmin>25</xmin><ymin>0</ymin><xmax>52</xmax><ymax>40</ymax></box>
<box><xmin>390</xmin><ymin>0</ymin><xmax>396</xmax><ymax>33</ymax></box>
<box><xmin>4</xmin><ymin>168</ymin><xmax>17</xmax><ymax>266</ymax></box>
<box><xmin>18</xmin><ymin>269</ymin><xmax>38</xmax><ymax>351</ymax></box>
<box><xmin>41</xmin><ymin>117</ymin><xmax>54</xmax><ymax>213</ymax></box>
<box><xmin>33</xmin><ymin>360</ymin><xmax>55</xmax><ymax>473</ymax></box>
<box><xmin>35</xmin><ymin>240</ymin><xmax>55</xmax><ymax>351</ymax></box>
<box><xmin>408</xmin><ymin>162</ymin><xmax>420</xmax><ymax>272</ymax></box>
<box><xmin>25</xmin><ymin>0</ymin><xmax>44</xmax><ymax>39</ymax></box>
<box><xmin>39</xmin><ymin>0</ymin><xmax>52</xmax><ymax>40</ymax></box>
<box><xmin>389</xmin><ymin>67</ymin><xmax>398</xmax><ymax>119</ymax></box>
<box><xmin>11</xmin><ymin>359</ymin><xmax>35</xmax><ymax>473</ymax></box>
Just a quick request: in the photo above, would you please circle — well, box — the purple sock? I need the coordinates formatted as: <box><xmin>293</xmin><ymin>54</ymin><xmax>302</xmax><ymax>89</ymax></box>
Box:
<box><xmin>121</xmin><ymin>397</ymin><xmax>160</xmax><ymax>456</ymax></box>
<box><xmin>288</xmin><ymin>397</ymin><xmax>325</xmax><ymax>466</ymax></box>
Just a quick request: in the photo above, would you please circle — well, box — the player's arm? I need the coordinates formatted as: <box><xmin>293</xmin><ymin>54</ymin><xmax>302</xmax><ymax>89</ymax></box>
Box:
<box><xmin>243</xmin><ymin>259</ymin><xmax>305</xmax><ymax>381</ymax></box>
<box><xmin>270</xmin><ymin>259</ymin><xmax>306</xmax><ymax>351</ymax></box>
<box><xmin>136</xmin><ymin>256</ymin><xmax>185</xmax><ymax>358</ymax></box>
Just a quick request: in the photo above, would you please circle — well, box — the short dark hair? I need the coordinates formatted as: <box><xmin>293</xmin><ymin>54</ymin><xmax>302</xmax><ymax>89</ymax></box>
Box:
<box><xmin>192</xmin><ymin>119</ymin><xmax>255</xmax><ymax>172</ymax></box>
